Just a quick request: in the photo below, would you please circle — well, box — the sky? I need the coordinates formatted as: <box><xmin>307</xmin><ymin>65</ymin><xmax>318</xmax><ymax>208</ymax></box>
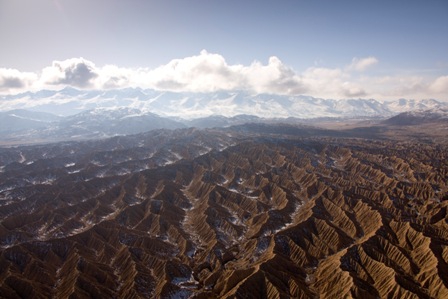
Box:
<box><xmin>0</xmin><ymin>0</ymin><xmax>447</xmax><ymax>100</ymax></box>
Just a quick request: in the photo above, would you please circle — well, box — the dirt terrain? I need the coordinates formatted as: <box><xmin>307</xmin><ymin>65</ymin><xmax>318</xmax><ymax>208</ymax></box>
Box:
<box><xmin>0</xmin><ymin>122</ymin><xmax>447</xmax><ymax>298</ymax></box>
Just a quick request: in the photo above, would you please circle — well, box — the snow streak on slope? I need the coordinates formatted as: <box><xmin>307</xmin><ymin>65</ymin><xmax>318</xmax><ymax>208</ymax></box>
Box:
<box><xmin>0</xmin><ymin>88</ymin><xmax>446</xmax><ymax>119</ymax></box>
<box><xmin>0</xmin><ymin>125</ymin><xmax>447</xmax><ymax>298</ymax></box>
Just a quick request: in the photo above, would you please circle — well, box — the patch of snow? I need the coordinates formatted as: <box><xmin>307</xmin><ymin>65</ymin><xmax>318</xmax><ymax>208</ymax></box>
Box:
<box><xmin>90</xmin><ymin>160</ymin><xmax>104</xmax><ymax>166</ymax></box>
<box><xmin>68</xmin><ymin>169</ymin><xmax>82</xmax><ymax>174</ymax></box>
<box><xmin>171</xmin><ymin>151</ymin><xmax>183</xmax><ymax>160</ymax></box>
<box><xmin>218</xmin><ymin>179</ymin><xmax>229</xmax><ymax>186</ymax></box>
<box><xmin>272</xmin><ymin>202</ymin><xmax>303</xmax><ymax>234</ymax></box>
<box><xmin>18</xmin><ymin>151</ymin><xmax>26</xmax><ymax>163</ymax></box>
<box><xmin>198</xmin><ymin>147</ymin><xmax>212</xmax><ymax>155</ymax></box>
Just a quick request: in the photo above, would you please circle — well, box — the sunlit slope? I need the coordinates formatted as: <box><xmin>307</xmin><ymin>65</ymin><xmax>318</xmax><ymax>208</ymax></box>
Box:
<box><xmin>0</xmin><ymin>126</ymin><xmax>447</xmax><ymax>298</ymax></box>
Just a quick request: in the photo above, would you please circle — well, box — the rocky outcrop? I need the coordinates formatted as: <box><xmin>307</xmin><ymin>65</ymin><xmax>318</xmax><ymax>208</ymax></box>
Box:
<box><xmin>0</xmin><ymin>126</ymin><xmax>447</xmax><ymax>298</ymax></box>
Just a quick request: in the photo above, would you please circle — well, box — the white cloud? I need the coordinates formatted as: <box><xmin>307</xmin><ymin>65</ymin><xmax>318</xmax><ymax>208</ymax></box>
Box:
<box><xmin>300</xmin><ymin>66</ymin><xmax>368</xmax><ymax>99</ymax></box>
<box><xmin>341</xmin><ymin>82</ymin><xmax>367</xmax><ymax>98</ymax></box>
<box><xmin>429</xmin><ymin>76</ymin><xmax>448</xmax><ymax>94</ymax></box>
<box><xmin>0</xmin><ymin>68</ymin><xmax>37</xmax><ymax>92</ymax></box>
<box><xmin>358</xmin><ymin>75</ymin><xmax>439</xmax><ymax>100</ymax></box>
<box><xmin>135</xmin><ymin>50</ymin><xmax>307</xmax><ymax>94</ymax></box>
<box><xmin>96</xmin><ymin>64</ymin><xmax>132</xmax><ymax>89</ymax></box>
<box><xmin>139</xmin><ymin>50</ymin><xmax>244</xmax><ymax>92</ymax></box>
<box><xmin>240</xmin><ymin>56</ymin><xmax>307</xmax><ymax>94</ymax></box>
<box><xmin>347</xmin><ymin>56</ymin><xmax>378</xmax><ymax>71</ymax></box>
<box><xmin>0</xmin><ymin>52</ymin><xmax>446</xmax><ymax>101</ymax></box>
<box><xmin>40</xmin><ymin>58</ymin><xmax>98</xmax><ymax>88</ymax></box>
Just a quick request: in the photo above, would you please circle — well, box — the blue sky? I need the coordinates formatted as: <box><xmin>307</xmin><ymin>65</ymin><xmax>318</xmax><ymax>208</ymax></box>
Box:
<box><xmin>0</xmin><ymin>0</ymin><xmax>447</xmax><ymax>100</ymax></box>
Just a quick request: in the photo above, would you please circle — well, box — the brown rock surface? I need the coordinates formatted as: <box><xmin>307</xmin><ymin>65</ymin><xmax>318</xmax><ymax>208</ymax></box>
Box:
<box><xmin>0</xmin><ymin>125</ymin><xmax>447</xmax><ymax>298</ymax></box>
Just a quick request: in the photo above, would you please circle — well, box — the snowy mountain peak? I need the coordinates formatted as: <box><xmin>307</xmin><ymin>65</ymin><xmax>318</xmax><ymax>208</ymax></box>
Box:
<box><xmin>1</xmin><ymin>88</ymin><xmax>447</xmax><ymax>119</ymax></box>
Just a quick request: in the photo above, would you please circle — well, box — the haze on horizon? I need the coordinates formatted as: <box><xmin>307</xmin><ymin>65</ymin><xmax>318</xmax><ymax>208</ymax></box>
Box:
<box><xmin>0</xmin><ymin>0</ymin><xmax>447</xmax><ymax>101</ymax></box>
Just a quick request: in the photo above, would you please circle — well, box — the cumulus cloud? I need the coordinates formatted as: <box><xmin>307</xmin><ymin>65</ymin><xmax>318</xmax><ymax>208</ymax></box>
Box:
<box><xmin>41</xmin><ymin>58</ymin><xmax>98</xmax><ymax>88</ymax></box>
<box><xmin>242</xmin><ymin>56</ymin><xmax>307</xmax><ymax>94</ymax></box>
<box><xmin>142</xmin><ymin>50</ymin><xmax>243</xmax><ymax>92</ymax></box>
<box><xmin>347</xmin><ymin>56</ymin><xmax>378</xmax><ymax>71</ymax></box>
<box><xmin>130</xmin><ymin>50</ymin><xmax>307</xmax><ymax>95</ymax></box>
<box><xmin>0</xmin><ymin>68</ymin><xmax>38</xmax><ymax>91</ymax></box>
<box><xmin>96</xmin><ymin>64</ymin><xmax>132</xmax><ymax>89</ymax></box>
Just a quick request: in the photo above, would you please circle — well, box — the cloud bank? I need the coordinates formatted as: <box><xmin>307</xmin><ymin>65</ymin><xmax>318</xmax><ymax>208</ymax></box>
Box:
<box><xmin>0</xmin><ymin>51</ymin><xmax>447</xmax><ymax>101</ymax></box>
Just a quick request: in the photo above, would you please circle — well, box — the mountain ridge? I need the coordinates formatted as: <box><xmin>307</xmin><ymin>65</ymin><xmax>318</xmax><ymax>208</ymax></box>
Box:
<box><xmin>1</xmin><ymin>87</ymin><xmax>445</xmax><ymax>119</ymax></box>
<box><xmin>383</xmin><ymin>108</ymin><xmax>448</xmax><ymax>125</ymax></box>
<box><xmin>1</xmin><ymin>106</ymin><xmax>447</xmax><ymax>146</ymax></box>
<box><xmin>0</xmin><ymin>124</ymin><xmax>447</xmax><ymax>298</ymax></box>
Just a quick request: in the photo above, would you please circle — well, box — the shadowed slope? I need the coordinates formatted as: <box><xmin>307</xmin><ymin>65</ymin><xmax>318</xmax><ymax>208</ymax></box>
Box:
<box><xmin>0</xmin><ymin>126</ymin><xmax>447</xmax><ymax>298</ymax></box>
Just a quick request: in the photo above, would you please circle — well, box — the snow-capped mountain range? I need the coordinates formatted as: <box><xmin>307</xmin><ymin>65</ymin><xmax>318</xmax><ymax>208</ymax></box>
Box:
<box><xmin>1</xmin><ymin>88</ymin><xmax>447</xmax><ymax>145</ymax></box>
<box><xmin>1</xmin><ymin>87</ymin><xmax>445</xmax><ymax>119</ymax></box>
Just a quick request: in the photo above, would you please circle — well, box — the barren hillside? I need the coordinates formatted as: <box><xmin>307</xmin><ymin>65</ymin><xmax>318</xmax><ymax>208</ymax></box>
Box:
<box><xmin>0</xmin><ymin>125</ymin><xmax>447</xmax><ymax>298</ymax></box>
